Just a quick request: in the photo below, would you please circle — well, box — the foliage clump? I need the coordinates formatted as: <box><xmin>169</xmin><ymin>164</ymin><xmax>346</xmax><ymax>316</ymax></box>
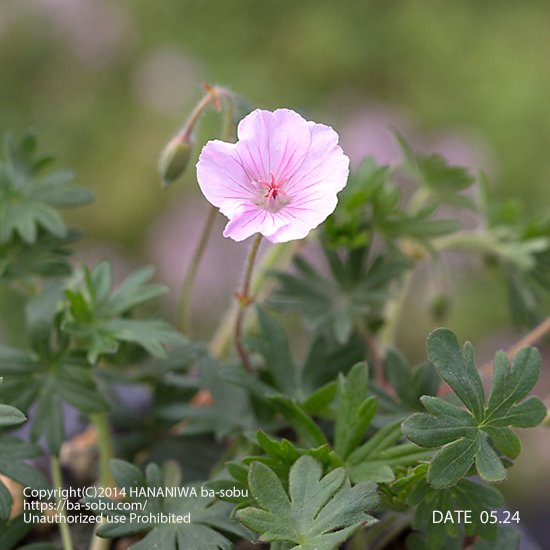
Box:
<box><xmin>0</xmin><ymin>108</ymin><xmax>547</xmax><ymax>550</ymax></box>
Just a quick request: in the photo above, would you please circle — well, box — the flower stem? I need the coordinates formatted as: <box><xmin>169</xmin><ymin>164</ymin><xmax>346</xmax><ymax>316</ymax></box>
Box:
<box><xmin>176</xmin><ymin>89</ymin><xmax>235</xmax><ymax>335</ymax></box>
<box><xmin>235</xmin><ymin>233</ymin><xmax>263</xmax><ymax>372</ymax></box>
<box><xmin>209</xmin><ymin>240</ymin><xmax>299</xmax><ymax>358</ymax></box>
<box><xmin>221</xmin><ymin>90</ymin><xmax>235</xmax><ymax>142</ymax></box>
<box><xmin>379</xmin><ymin>269</ymin><xmax>414</xmax><ymax>348</ymax></box>
<box><xmin>50</xmin><ymin>455</ymin><xmax>74</xmax><ymax>550</ymax></box>
<box><xmin>178</xmin><ymin>205</ymin><xmax>218</xmax><ymax>334</ymax></box>
<box><xmin>179</xmin><ymin>83</ymin><xmax>226</xmax><ymax>142</ymax></box>
<box><xmin>89</xmin><ymin>413</ymin><xmax>114</xmax><ymax>550</ymax></box>
<box><xmin>91</xmin><ymin>413</ymin><xmax>114</xmax><ymax>488</ymax></box>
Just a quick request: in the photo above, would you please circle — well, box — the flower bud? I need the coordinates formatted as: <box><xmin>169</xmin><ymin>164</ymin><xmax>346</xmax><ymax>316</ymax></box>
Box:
<box><xmin>158</xmin><ymin>133</ymin><xmax>193</xmax><ymax>188</ymax></box>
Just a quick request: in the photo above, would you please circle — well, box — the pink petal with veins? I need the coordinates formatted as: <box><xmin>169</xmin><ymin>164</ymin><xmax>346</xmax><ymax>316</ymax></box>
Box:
<box><xmin>196</xmin><ymin>108</ymin><xmax>349</xmax><ymax>243</ymax></box>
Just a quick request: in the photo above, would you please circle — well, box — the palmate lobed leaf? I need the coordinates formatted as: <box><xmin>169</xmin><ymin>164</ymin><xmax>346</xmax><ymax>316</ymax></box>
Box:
<box><xmin>269</xmin><ymin>247</ymin><xmax>409</xmax><ymax>346</ymax></box>
<box><xmin>250</xmin><ymin>306</ymin><xmax>299</xmax><ymax>398</ymax></box>
<box><xmin>408</xmin><ymin>470</ymin><xmax>504</xmax><ymax>547</ymax></box>
<box><xmin>238</xmin><ymin>307</ymin><xmax>363</xmax><ymax>408</ymax></box>
<box><xmin>0</xmin><ymin>131</ymin><xmax>94</xmax><ymax>245</ymax></box>
<box><xmin>395</xmin><ymin>132</ymin><xmax>476</xmax><ymax>210</ymax></box>
<box><xmin>334</xmin><ymin>362</ymin><xmax>377</xmax><ymax>460</ymax></box>
<box><xmin>0</xmin><ymin>434</ymin><xmax>50</xmax><ymax>524</ymax></box>
<box><xmin>346</xmin><ymin>419</ymin><xmax>433</xmax><ymax>484</ymax></box>
<box><xmin>89</xmin><ymin>459</ymin><xmax>250</xmax><ymax>550</ymax></box>
<box><xmin>402</xmin><ymin>328</ymin><xmax>547</xmax><ymax>488</ymax></box>
<box><xmin>0</xmin><ymin>230</ymin><xmax>78</xmax><ymax>282</ymax></box>
<box><xmin>0</xmin><ymin>351</ymin><xmax>108</xmax><ymax>455</ymax></box>
<box><xmin>324</xmin><ymin>156</ymin><xmax>462</xmax><ymax>253</ymax></box>
<box><xmin>62</xmin><ymin>261</ymin><xmax>185</xmax><ymax>363</ymax></box>
<box><xmin>372</xmin><ymin>349</ymin><xmax>440</xmax><ymax>422</ymax></box>
<box><xmin>0</xmin><ymin>382</ymin><xmax>49</xmax><ymax>525</ymax></box>
<box><xmin>227</xmin><ymin>362</ymin><xmax>430</xmax><ymax>491</ymax></box>
<box><xmin>236</xmin><ymin>455</ymin><xmax>378</xmax><ymax>550</ymax></box>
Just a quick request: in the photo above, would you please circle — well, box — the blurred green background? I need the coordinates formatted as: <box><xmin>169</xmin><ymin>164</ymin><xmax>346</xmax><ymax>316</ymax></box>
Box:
<box><xmin>1</xmin><ymin>0</ymin><xmax>549</xmax><ymax>543</ymax></box>
<box><xmin>2</xmin><ymin>0</ymin><xmax>550</xmax><ymax>244</ymax></box>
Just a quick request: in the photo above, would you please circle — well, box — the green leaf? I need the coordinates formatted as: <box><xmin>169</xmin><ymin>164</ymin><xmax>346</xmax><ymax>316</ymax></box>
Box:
<box><xmin>0</xmin><ymin>230</ymin><xmax>77</xmax><ymax>283</ymax></box>
<box><xmin>395</xmin><ymin>132</ymin><xmax>476</xmax><ymax>209</ymax></box>
<box><xmin>475</xmin><ymin>433</ymin><xmax>506</xmax><ymax>482</ymax></box>
<box><xmin>480</xmin><ymin>427</ymin><xmax>521</xmax><ymax>459</ymax></box>
<box><xmin>0</xmin><ymin>435</ymin><xmax>49</xmax><ymax>512</ymax></box>
<box><xmin>253</xmin><ymin>306</ymin><xmax>298</xmax><ymax>396</ymax></box>
<box><xmin>426</xmin><ymin>329</ymin><xmax>485</xmax><ymax>421</ymax></box>
<box><xmin>346</xmin><ymin>419</ymin><xmax>431</xmax><ymax>483</ymax></box>
<box><xmin>0</xmin><ymin>482</ymin><xmax>12</xmax><ymax>522</ymax></box>
<box><xmin>374</xmin><ymin>349</ymin><xmax>440</xmax><ymax>420</ymax></box>
<box><xmin>334</xmin><ymin>363</ymin><xmax>377</xmax><ymax>460</ymax></box>
<box><xmin>0</xmin><ymin>350</ymin><xmax>107</xmax><ymax>454</ymax></box>
<box><xmin>301</xmin><ymin>382</ymin><xmax>337</xmax><ymax>415</ymax></box>
<box><xmin>0</xmin><ymin>512</ymin><xmax>39</xmax><ymax>550</ymax></box>
<box><xmin>237</xmin><ymin>455</ymin><xmax>378</xmax><ymax>549</ymax></box>
<box><xmin>485</xmin><ymin>347</ymin><xmax>543</xmax><ymax>426</ymax></box>
<box><xmin>489</xmin><ymin>396</ymin><xmax>546</xmax><ymax>428</ymax></box>
<box><xmin>402</xmin><ymin>328</ymin><xmax>547</xmax><ymax>488</ymax></box>
<box><xmin>0</xmin><ymin>131</ymin><xmax>93</xmax><ymax>245</ymax></box>
<box><xmin>269</xmin><ymin>248</ymin><xmax>409</xmax><ymax>346</ymax></box>
<box><xmin>417</xmin><ymin>154</ymin><xmax>475</xmax><ymax>193</ymax></box>
<box><xmin>268</xmin><ymin>396</ymin><xmax>328</xmax><ymax>448</ymax></box>
<box><xmin>0</xmin><ymin>404</ymin><xmax>26</xmax><ymax>427</ymax></box>
<box><xmin>427</xmin><ymin>436</ymin><xmax>480</xmax><ymax>489</ymax></box>
<box><xmin>325</xmin><ymin>155</ymin><xmax>461</xmax><ymax>251</ymax></box>
<box><xmin>239</xmin><ymin>432</ymin><xmax>335</xmax><ymax>489</ymax></box>
<box><xmin>410</xmin><ymin>477</ymin><xmax>503</xmax><ymax>547</ymax></box>
<box><xmin>88</xmin><ymin>459</ymin><xmax>250</xmax><ymax>549</ymax></box>
<box><xmin>61</xmin><ymin>261</ymin><xmax>184</xmax><ymax>363</ymax></box>
<box><xmin>472</xmin><ymin>525</ymin><xmax>520</xmax><ymax>549</ymax></box>
<box><xmin>299</xmin><ymin>333</ymin><xmax>365</xmax><ymax>396</ymax></box>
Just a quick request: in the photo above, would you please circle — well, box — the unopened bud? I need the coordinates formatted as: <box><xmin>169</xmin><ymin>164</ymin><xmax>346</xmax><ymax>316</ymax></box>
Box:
<box><xmin>158</xmin><ymin>133</ymin><xmax>193</xmax><ymax>188</ymax></box>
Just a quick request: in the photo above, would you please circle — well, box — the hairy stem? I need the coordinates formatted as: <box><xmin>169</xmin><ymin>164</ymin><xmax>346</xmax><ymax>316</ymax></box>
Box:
<box><xmin>178</xmin><ymin>205</ymin><xmax>218</xmax><ymax>334</ymax></box>
<box><xmin>91</xmin><ymin>413</ymin><xmax>114</xmax><ymax>488</ymax></box>
<box><xmin>89</xmin><ymin>413</ymin><xmax>114</xmax><ymax>550</ymax></box>
<box><xmin>50</xmin><ymin>455</ymin><xmax>74</xmax><ymax>550</ymax></box>
<box><xmin>178</xmin><ymin>83</ymin><xmax>226</xmax><ymax>142</ymax></box>
<box><xmin>493</xmin><ymin>315</ymin><xmax>550</xmax><ymax>361</ymax></box>
<box><xmin>234</xmin><ymin>233</ymin><xmax>263</xmax><ymax>372</ymax></box>
<box><xmin>379</xmin><ymin>269</ymin><xmax>414</xmax><ymax>348</ymax></box>
<box><xmin>209</xmin><ymin>240</ymin><xmax>299</xmax><ymax>358</ymax></box>
<box><xmin>176</xmin><ymin>90</ymin><xmax>235</xmax><ymax>335</ymax></box>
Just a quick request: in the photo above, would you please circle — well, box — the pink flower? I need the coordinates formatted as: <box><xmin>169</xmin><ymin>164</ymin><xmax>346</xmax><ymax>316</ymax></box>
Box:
<box><xmin>196</xmin><ymin>108</ymin><xmax>350</xmax><ymax>243</ymax></box>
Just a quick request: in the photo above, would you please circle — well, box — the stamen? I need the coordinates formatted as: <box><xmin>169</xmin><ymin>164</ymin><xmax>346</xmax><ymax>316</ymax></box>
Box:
<box><xmin>258</xmin><ymin>172</ymin><xmax>288</xmax><ymax>201</ymax></box>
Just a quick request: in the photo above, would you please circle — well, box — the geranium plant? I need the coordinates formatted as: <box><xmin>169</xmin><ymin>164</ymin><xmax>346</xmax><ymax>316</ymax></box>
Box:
<box><xmin>0</xmin><ymin>85</ymin><xmax>548</xmax><ymax>550</ymax></box>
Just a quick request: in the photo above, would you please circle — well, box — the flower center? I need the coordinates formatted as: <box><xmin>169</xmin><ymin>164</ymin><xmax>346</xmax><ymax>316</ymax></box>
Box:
<box><xmin>256</xmin><ymin>172</ymin><xmax>290</xmax><ymax>212</ymax></box>
<box><xmin>259</xmin><ymin>172</ymin><xmax>287</xmax><ymax>200</ymax></box>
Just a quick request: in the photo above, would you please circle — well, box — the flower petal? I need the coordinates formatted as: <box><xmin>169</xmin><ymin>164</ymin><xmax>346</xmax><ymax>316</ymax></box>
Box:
<box><xmin>235</xmin><ymin>109</ymin><xmax>311</xmax><ymax>182</ymax></box>
<box><xmin>266</xmin><ymin>122</ymin><xmax>349</xmax><ymax>242</ymax></box>
<box><xmin>286</xmin><ymin>122</ymin><xmax>349</xmax><ymax>199</ymax></box>
<box><xmin>266</xmin><ymin>193</ymin><xmax>339</xmax><ymax>243</ymax></box>
<box><xmin>196</xmin><ymin>109</ymin><xmax>349</xmax><ymax>243</ymax></box>
<box><xmin>196</xmin><ymin>139</ymin><xmax>255</xmax><ymax>218</ymax></box>
<box><xmin>223</xmin><ymin>205</ymin><xmax>289</xmax><ymax>242</ymax></box>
